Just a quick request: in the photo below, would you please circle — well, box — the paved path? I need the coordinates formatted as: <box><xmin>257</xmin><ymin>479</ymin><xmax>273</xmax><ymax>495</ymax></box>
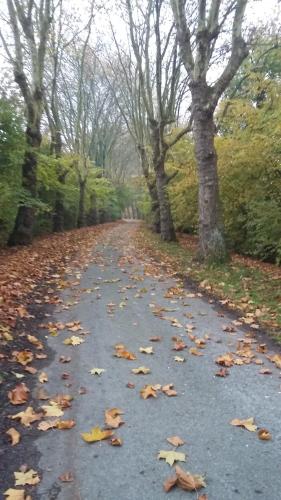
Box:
<box><xmin>36</xmin><ymin>222</ymin><xmax>281</xmax><ymax>500</ymax></box>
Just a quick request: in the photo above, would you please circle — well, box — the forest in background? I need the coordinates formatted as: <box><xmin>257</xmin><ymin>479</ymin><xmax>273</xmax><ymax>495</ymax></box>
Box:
<box><xmin>0</xmin><ymin>0</ymin><xmax>280</xmax><ymax>264</ymax></box>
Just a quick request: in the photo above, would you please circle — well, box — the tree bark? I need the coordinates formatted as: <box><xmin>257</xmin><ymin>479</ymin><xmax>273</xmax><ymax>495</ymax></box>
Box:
<box><xmin>77</xmin><ymin>178</ymin><xmax>86</xmax><ymax>228</ymax></box>
<box><xmin>155</xmin><ymin>158</ymin><xmax>176</xmax><ymax>242</ymax></box>
<box><xmin>192</xmin><ymin>87</ymin><xmax>227</xmax><ymax>262</ymax></box>
<box><xmin>8</xmin><ymin>125</ymin><xmax>41</xmax><ymax>246</ymax></box>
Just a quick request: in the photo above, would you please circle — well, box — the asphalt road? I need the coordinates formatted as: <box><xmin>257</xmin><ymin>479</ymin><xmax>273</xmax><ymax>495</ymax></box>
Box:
<box><xmin>35</xmin><ymin>222</ymin><xmax>281</xmax><ymax>500</ymax></box>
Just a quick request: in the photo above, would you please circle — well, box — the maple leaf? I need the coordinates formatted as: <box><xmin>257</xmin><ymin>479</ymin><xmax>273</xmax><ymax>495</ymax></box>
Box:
<box><xmin>215</xmin><ymin>353</ymin><xmax>234</xmax><ymax>367</ymax></box>
<box><xmin>81</xmin><ymin>426</ymin><xmax>113</xmax><ymax>443</ymax></box>
<box><xmin>14</xmin><ymin>468</ymin><xmax>40</xmax><ymax>486</ymax></box>
<box><xmin>173</xmin><ymin>341</ymin><xmax>187</xmax><ymax>351</ymax></box>
<box><xmin>164</xmin><ymin>466</ymin><xmax>206</xmax><ymax>492</ymax></box>
<box><xmin>139</xmin><ymin>346</ymin><xmax>154</xmax><ymax>354</ymax></box>
<box><xmin>42</xmin><ymin>402</ymin><xmax>64</xmax><ymax>417</ymax></box>
<box><xmin>162</xmin><ymin>384</ymin><xmax>177</xmax><ymax>397</ymax></box>
<box><xmin>258</xmin><ymin>428</ymin><xmax>272</xmax><ymax>441</ymax></box>
<box><xmin>174</xmin><ymin>356</ymin><xmax>185</xmax><ymax>362</ymax></box>
<box><xmin>132</xmin><ymin>366</ymin><xmax>150</xmax><ymax>375</ymax></box>
<box><xmin>189</xmin><ymin>347</ymin><xmax>203</xmax><ymax>356</ymax></box>
<box><xmin>8</xmin><ymin>383</ymin><xmax>30</xmax><ymax>405</ymax></box>
<box><xmin>158</xmin><ymin>450</ymin><xmax>186</xmax><ymax>466</ymax></box>
<box><xmin>57</xmin><ymin>419</ymin><xmax>76</xmax><ymax>429</ymax></box>
<box><xmin>6</xmin><ymin>427</ymin><xmax>20</xmax><ymax>446</ymax></box>
<box><xmin>27</xmin><ymin>334</ymin><xmax>43</xmax><ymax>349</ymax></box>
<box><xmin>38</xmin><ymin>371</ymin><xmax>48</xmax><ymax>383</ymax></box>
<box><xmin>140</xmin><ymin>385</ymin><xmax>158</xmax><ymax>399</ymax></box>
<box><xmin>89</xmin><ymin>368</ymin><xmax>106</xmax><ymax>376</ymax></box>
<box><xmin>105</xmin><ymin>408</ymin><xmax>124</xmax><ymax>429</ymax></box>
<box><xmin>63</xmin><ymin>336</ymin><xmax>84</xmax><ymax>346</ymax></box>
<box><xmin>230</xmin><ymin>417</ymin><xmax>257</xmax><ymax>432</ymax></box>
<box><xmin>15</xmin><ymin>350</ymin><xmax>33</xmax><ymax>366</ymax></box>
<box><xmin>4</xmin><ymin>489</ymin><xmax>25</xmax><ymax>500</ymax></box>
<box><xmin>114</xmin><ymin>348</ymin><xmax>136</xmax><ymax>360</ymax></box>
<box><xmin>166</xmin><ymin>436</ymin><xmax>185</xmax><ymax>447</ymax></box>
<box><xmin>38</xmin><ymin>420</ymin><xmax>59</xmax><ymax>431</ymax></box>
<box><xmin>10</xmin><ymin>407</ymin><xmax>43</xmax><ymax>427</ymax></box>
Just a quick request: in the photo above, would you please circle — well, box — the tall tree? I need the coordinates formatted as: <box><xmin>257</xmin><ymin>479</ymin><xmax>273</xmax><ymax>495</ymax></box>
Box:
<box><xmin>0</xmin><ymin>0</ymin><xmax>53</xmax><ymax>245</ymax></box>
<box><xmin>171</xmin><ymin>0</ymin><xmax>249</xmax><ymax>261</ymax></box>
<box><xmin>125</xmin><ymin>0</ymin><xmax>191</xmax><ymax>241</ymax></box>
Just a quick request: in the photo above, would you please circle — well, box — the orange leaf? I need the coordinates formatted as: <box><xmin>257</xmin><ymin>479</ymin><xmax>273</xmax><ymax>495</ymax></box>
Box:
<box><xmin>140</xmin><ymin>385</ymin><xmax>158</xmax><ymax>399</ymax></box>
<box><xmin>8</xmin><ymin>383</ymin><xmax>29</xmax><ymax>405</ymax></box>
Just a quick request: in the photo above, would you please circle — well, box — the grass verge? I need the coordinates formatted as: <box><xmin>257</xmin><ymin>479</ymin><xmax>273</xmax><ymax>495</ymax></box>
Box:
<box><xmin>136</xmin><ymin>225</ymin><xmax>281</xmax><ymax>343</ymax></box>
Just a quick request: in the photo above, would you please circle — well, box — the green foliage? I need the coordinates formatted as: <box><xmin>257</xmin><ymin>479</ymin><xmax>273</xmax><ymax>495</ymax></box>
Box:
<box><xmin>0</xmin><ymin>98</ymin><xmax>25</xmax><ymax>244</ymax></box>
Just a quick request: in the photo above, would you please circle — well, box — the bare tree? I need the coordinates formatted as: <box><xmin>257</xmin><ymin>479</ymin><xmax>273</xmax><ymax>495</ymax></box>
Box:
<box><xmin>171</xmin><ymin>0</ymin><xmax>249</xmax><ymax>261</ymax></box>
<box><xmin>125</xmin><ymin>0</ymin><xmax>192</xmax><ymax>241</ymax></box>
<box><xmin>0</xmin><ymin>0</ymin><xmax>53</xmax><ymax>245</ymax></box>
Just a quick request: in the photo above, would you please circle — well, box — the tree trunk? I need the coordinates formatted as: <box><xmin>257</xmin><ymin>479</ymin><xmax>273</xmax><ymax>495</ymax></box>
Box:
<box><xmin>52</xmin><ymin>132</ymin><xmax>65</xmax><ymax>233</ymax></box>
<box><xmin>138</xmin><ymin>145</ymin><xmax>161</xmax><ymax>233</ymax></box>
<box><xmin>193</xmin><ymin>99</ymin><xmax>227</xmax><ymax>262</ymax></box>
<box><xmin>155</xmin><ymin>159</ymin><xmax>176</xmax><ymax>242</ymax></box>
<box><xmin>8</xmin><ymin>126</ymin><xmax>41</xmax><ymax>246</ymax></box>
<box><xmin>77</xmin><ymin>179</ymin><xmax>86</xmax><ymax>228</ymax></box>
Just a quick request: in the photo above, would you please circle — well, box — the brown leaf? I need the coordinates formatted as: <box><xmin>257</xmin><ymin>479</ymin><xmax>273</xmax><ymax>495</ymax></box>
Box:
<box><xmin>216</xmin><ymin>353</ymin><xmax>234</xmax><ymax>367</ymax></box>
<box><xmin>38</xmin><ymin>420</ymin><xmax>58</xmax><ymax>431</ymax></box>
<box><xmin>215</xmin><ymin>368</ymin><xmax>229</xmax><ymax>377</ymax></box>
<box><xmin>162</xmin><ymin>384</ymin><xmax>177</xmax><ymax>397</ymax></box>
<box><xmin>6</xmin><ymin>427</ymin><xmax>20</xmax><ymax>446</ymax></box>
<box><xmin>57</xmin><ymin>419</ymin><xmax>76</xmax><ymax>429</ymax></box>
<box><xmin>189</xmin><ymin>347</ymin><xmax>203</xmax><ymax>356</ymax></box>
<box><xmin>140</xmin><ymin>385</ymin><xmax>158</xmax><ymax>399</ymax></box>
<box><xmin>109</xmin><ymin>436</ymin><xmax>123</xmax><ymax>446</ymax></box>
<box><xmin>258</xmin><ymin>428</ymin><xmax>272</xmax><ymax>441</ymax></box>
<box><xmin>79</xmin><ymin>386</ymin><xmax>87</xmax><ymax>394</ymax></box>
<box><xmin>24</xmin><ymin>365</ymin><xmax>37</xmax><ymax>374</ymax></box>
<box><xmin>166</xmin><ymin>436</ymin><xmax>185</xmax><ymax>447</ymax></box>
<box><xmin>149</xmin><ymin>336</ymin><xmax>162</xmax><ymax>342</ymax></box>
<box><xmin>114</xmin><ymin>348</ymin><xmax>137</xmax><ymax>360</ymax></box>
<box><xmin>126</xmin><ymin>382</ymin><xmax>135</xmax><ymax>389</ymax></box>
<box><xmin>163</xmin><ymin>474</ymin><xmax>178</xmax><ymax>492</ymax></box>
<box><xmin>230</xmin><ymin>417</ymin><xmax>257</xmax><ymax>432</ymax></box>
<box><xmin>36</xmin><ymin>387</ymin><xmax>50</xmax><ymax>400</ymax></box>
<box><xmin>259</xmin><ymin>368</ymin><xmax>272</xmax><ymax>375</ymax></box>
<box><xmin>52</xmin><ymin>394</ymin><xmax>73</xmax><ymax>409</ymax></box>
<box><xmin>173</xmin><ymin>341</ymin><xmax>187</xmax><ymax>351</ymax></box>
<box><xmin>175</xmin><ymin>466</ymin><xmax>206</xmax><ymax>491</ymax></box>
<box><xmin>27</xmin><ymin>334</ymin><xmax>43</xmax><ymax>350</ymax></box>
<box><xmin>59</xmin><ymin>471</ymin><xmax>74</xmax><ymax>482</ymax></box>
<box><xmin>38</xmin><ymin>371</ymin><xmax>48</xmax><ymax>383</ymax></box>
<box><xmin>8</xmin><ymin>383</ymin><xmax>29</xmax><ymax>405</ymax></box>
<box><xmin>59</xmin><ymin>356</ymin><xmax>71</xmax><ymax>363</ymax></box>
<box><xmin>105</xmin><ymin>408</ymin><xmax>124</xmax><ymax>429</ymax></box>
<box><xmin>15</xmin><ymin>350</ymin><xmax>33</xmax><ymax>366</ymax></box>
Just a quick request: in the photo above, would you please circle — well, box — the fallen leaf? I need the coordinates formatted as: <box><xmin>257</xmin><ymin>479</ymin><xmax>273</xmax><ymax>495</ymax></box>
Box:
<box><xmin>8</xmin><ymin>383</ymin><xmax>30</xmax><ymax>405</ymax></box>
<box><xmin>189</xmin><ymin>347</ymin><xmax>203</xmax><ymax>356</ymax></box>
<box><xmin>259</xmin><ymin>368</ymin><xmax>272</xmax><ymax>375</ymax></box>
<box><xmin>163</xmin><ymin>466</ymin><xmax>206</xmax><ymax>492</ymax></box>
<box><xmin>27</xmin><ymin>334</ymin><xmax>43</xmax><ymax>350</ymax></box>
<box><xmin>89</xmin><ymin>368</ymin><xmax>106</xmax><ymax>376</ymax></box>
<box><xmin>42</xmin><ymin>402</ymin><xmax>64</xmax><ymax>417</ymax></box>
<box><xmin>174</xmin><ymin>356</ymin><xmax>185</xmax><ymax>362</ymax></box>
<box><xmin>114</xmin><ymin>347</ymin><xmax>136</xmax><ymax>360</ymax></box>
<box><xmin>258</xmin><ymin>428</ymin><xmax>272</xmax><ymax>441</ymax></box>
<box><xmin>173</xmin><ymin>341</ymin><xmax>187</xmax><ymax>351</ymax></box>
<box><xmin>158</xmin><ymin>450</ymin><xmax>186</xmax><ymax>466</ymax></box>
<box><xmin>230</xmin><ymin>417</ymin><xmax>257</xmax><ymax>432</ymax></box>
<box><xmin>57</xmin><ymin>419</ymin><xmax>76</xmax><ymax>430</ymax></box>
<box><xmin>15</xmin><ymin>351</ymin><xmax>33</xmax><ymax>366</ymax></box>
<box><xmin>105</xmin><ymin>408</ymin><xmax>124</xmax><ymax>429</ymax></box>
<box><xmin>167</xmin><ymin>436</ymin><xmax>185</xmax><ymax>447</ymax></box>
<box><xmin>215</xmin><ymin>368</ymin><xmax>229</xmax><ymax>377</ymax></box>
<box><xmin>36</xmin><ymin>387</ymin><xmax>50</xmax><ymax>400</ymax></box>
<box><xmin>14</xmin><ymin>468</ymin><xmax>40</xmax><ymax>486</ymax></box>
<box><xmin>140</xmin><ymin>384</ymin><xmax>158</xmax><ymax>399</ymax></box>
<box><xmin>132</xmin><ymin>366</ymin><xmax>151</xmax><ymax>375</ymax></box>
<box><xmin>81</xmin><ymin>426</ymin><xmax>113</xmax><ymax>443</ymax></box>
<box><xmin>216</xmin><ymin>353</ymin><xmax>234</xmax><ymax>367</ymax></box>
<box><xmin>6</xmin><ymin>427</ymin><xmax>20</xmax><ymax>445</ymax></box>
<box><xmin>10</xmin><ymin>407</ymin><xmax>43</xmax><ymax>427</ymax></box>
<box><xmin>149</xmin><ymin>336</ymin><xmax>162</xmax><ymax>342</ymax></box>
<box><xmin>51</xmin><ymin>394</ymin><xmax>73</xmax><ymax>409</ymax></box>
<box><xmin>79</xmin><ymin>386</ymin><xmax>87</xmax><ymax>394</ymax></box>
<box><xmin>139</xmin><ymin>346</ymin><xmax>154</xmax><ymax>354</ymax></box>
<box><xmin>59</xmin><ymin>356</ymin><xmax>71</xmax><ymax>363</ymax></box>
<box><xmin>109</xmin><ymin>436</ymin><xmax>123</xmax><ymax>446</ymax></box>
<box><xmin>162</xmin><ymin>384</ymin><xmax>177</xmax><ymax>397</ymax></box>
<box><xmin>59</xmin><ymin>472</ymin><xmax>74</xmax><ymax>482</ymax></box>
<box><xmin>38</xmin><ymin>371</ymin><xmax>48</xmax><ymax>383</ymax></box>
<box><xmin>38</xmin><ymin>420</ymin><xmax>59</xmax><ymax>431</ymax></box>
<box><xmin>4</xmin><ymin>489</ymin><xmax>25</xmax><ymax>500</ymax></box>
<box><xmin>24</xmin><ymin>366</ymin><xmax>37</xmax><ymax>374</ymax></box>
<box><xmin>63</xmin><ymin>336</ymin><xmax>84</xmax><ymax>346</ymax></box>
<box><xmin>126</xmin><ymin>382</ymin><xmax>135</xmax><ymax>389</ymax></box>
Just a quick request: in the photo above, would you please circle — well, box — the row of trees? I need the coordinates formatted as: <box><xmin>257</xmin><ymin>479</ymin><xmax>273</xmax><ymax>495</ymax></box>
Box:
<box><xmin>0</xmin><ymin>0</ymin><xmax>279</xmax><ymax>263</ymax></box>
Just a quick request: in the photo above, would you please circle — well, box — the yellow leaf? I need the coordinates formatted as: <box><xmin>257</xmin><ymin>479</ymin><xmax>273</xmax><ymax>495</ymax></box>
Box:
<box><xmin>10</xmin><ymin>406</ymin><xmax>42</xmax><ymax>427</ymax></box>
<box><xmin>140</xmin><ymin>385</ymin><xmax>158</xmax><ymax>399</ymax></box>
<box><xmin>6</xmin><ymin>427</ymin><xmax>20</xmax><ymax>446</ymax></box>
<box><xmin>81</xmin><ymin>426</ymin><xmax>113</xmax><ymax>443</ymax></box>
<box><xmin>4</xmin><ymin>489</ymin><xmax>25</xmax><ymax>500</ymax></box>
<box><xmin>158</xmin><ymin>450</ymin><xmax>186</xmax><ymax>466</ymax></box>
<box><xmin>174</xmin><ymin>356</ymin><xmax>185</xmax><ymax>363</ymax></box>
<box><xmin>63</xmin><ymin>336</ymin><xmax>84</xmax><ymax>346</ymax></box>
<box><xmin>230</xmin><ymin>417</ymin><xmax>257</xmax><ymax>432</ymax></box>
<box><xmin>132</xmin><ymin>366</ymin><xmax>151</xmax><ymax>374</ymax></box>
<box><xmin>14</xmin><ymin>468</ymin><xmax>40</xmax><ymax>486</ymax></box>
